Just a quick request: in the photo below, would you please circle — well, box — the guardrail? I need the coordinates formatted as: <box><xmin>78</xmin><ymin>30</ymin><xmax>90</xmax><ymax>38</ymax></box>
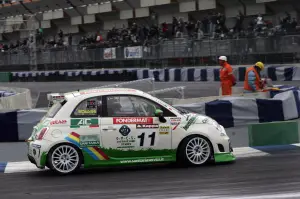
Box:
<box><xmin>0</xmin><ymin>87</ymin><xmax>32</xmax><ymax>110</ymax></box>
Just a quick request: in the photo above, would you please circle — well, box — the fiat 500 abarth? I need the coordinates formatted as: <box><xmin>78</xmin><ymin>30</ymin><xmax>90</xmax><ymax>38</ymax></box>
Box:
<box><xmin>27</xmin><ymin>88</ymin><xmax>235</xmax><ymax>174</ymax></box>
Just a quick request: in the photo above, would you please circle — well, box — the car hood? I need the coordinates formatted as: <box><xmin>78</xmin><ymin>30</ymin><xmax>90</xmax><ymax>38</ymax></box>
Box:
<box><xmin>181</xmin><ymin>113</ymin><xmax>220</xmax><ymax>130</ymax></box>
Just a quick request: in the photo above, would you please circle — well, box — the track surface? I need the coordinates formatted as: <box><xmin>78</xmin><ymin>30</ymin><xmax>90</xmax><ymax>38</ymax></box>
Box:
<box><xmin>1</xmin><ymin>81</ymin><xmax>300</xmax><ymax>199</ymax></box>
<box><xmin>1</xmin><ymin>151</ymin><xmax>300</xmax><ymax>199</ymax></box>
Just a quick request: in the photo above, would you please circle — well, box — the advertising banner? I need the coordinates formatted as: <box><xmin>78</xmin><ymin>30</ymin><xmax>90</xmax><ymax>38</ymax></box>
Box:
<box><xmin>103</xmin><ymin>48</ymin><xmax>116</xmax><ymax>59</ymax></box>
<box><xmin>124</xmin><ymin>46</ymin><xmax>143</xmax><ymax>59</ymax></box>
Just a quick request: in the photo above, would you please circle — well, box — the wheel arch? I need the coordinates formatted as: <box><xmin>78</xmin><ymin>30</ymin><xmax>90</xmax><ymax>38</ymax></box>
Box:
<box><xmin>46</xmin><ymin>142</ymin><xmax>85</xmax><ymax>167</ymax></box>
<box><xmin>175</xmin><ymin>133</ymin><xmax>215</xmax><ymax>160</ymax></box>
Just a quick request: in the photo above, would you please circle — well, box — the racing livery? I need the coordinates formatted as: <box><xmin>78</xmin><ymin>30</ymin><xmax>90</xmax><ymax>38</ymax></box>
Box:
<box><xmin>27</xmin><ymin>88</ymin><xmax>235</xmax><ymax>174</ymax></box>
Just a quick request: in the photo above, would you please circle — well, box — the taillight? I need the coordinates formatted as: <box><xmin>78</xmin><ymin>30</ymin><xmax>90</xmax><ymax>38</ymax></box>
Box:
<box><xmin>37</xmin><ymin>127</ymin><xmax>49</xmax><ymax>140</ymax></box>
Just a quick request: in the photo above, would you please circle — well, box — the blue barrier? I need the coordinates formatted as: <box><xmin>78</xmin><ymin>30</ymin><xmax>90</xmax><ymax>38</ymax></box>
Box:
<box><xmin>0</xmin><ymin>111</ymin><xmax>18</xmax><ymax>142</ymax></box>
<box><xmin>174</xmin><ymin>86</ymin><xmax>300</xmax><ymax>128</ymax></box>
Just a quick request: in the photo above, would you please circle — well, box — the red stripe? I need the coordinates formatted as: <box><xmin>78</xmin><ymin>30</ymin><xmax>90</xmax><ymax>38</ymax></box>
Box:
<box><xmin>71</xmin><ymin>132</ymin><xmax>80</xmax><ymax>138</ymax></box>
<box><xmin>89</xmin><ymin>124</ymin><xmax>99</xmax><ymax>128</ymax></box>
<box><xmin>93</xmin><ymin>147</ymin><xmax>109</xmax><ymax>160</ymax></box>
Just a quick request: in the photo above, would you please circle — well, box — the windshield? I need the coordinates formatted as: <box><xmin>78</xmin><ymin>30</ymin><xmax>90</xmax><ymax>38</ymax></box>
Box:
<box><xmin>173</xmin><ymin>106</ymin><xmax>190</xmax><ymax>115</ymax></box>
<box><xmin>45</xmin><ymin>100</ymin><xmax>65</xmax><ymax>118</ymax></box>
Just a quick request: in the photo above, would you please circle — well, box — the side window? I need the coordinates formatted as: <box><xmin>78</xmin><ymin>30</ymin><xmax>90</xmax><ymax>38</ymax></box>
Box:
<box><xmin>105</xmin><ymin>95</ymin><xmax>176</xmax><ymax>117</ymax></box>
<box><xmin>71</xmin><ymin>96</ymin><xmax>102</xmax><ymax>118</ymax></box>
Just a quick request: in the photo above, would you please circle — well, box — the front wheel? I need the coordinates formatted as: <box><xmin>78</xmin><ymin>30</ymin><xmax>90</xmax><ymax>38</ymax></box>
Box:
<box><xmin>47</xmin><ymin>144</ymin><xmax>82</xmax><ymax>175</ymax></box>
<box><xmin>177</xmin><ymin>135</ymin><xmax>213</xmax><ymax>166</ymax></box>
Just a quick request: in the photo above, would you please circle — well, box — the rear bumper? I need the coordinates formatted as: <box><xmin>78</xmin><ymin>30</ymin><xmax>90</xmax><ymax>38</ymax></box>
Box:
<box><xmin>27</xmin><ymin>154</ymin><xmax>45</xmax><ymax>169</ymax></box>
<box><xmin>27</xmin><ymin>141</ymin><xmax>48</xmax><ymax>169</ymax></box>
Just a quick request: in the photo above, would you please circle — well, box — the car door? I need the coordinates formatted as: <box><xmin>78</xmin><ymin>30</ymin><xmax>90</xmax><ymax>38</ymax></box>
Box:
<box><xmin>69</xmin><ymin>96</ymin><xmax>102</xmax><ymax>153</ymax></box>
<box><xmin>100</xmin><ymin>94</ymin><xmax>177</xmax><ymax>159</ymax></box>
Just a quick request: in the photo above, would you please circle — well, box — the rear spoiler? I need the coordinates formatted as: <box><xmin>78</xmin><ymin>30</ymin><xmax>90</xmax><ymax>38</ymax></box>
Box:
<box><xmin>47</xmin><ymin>93</ymin><xmax>65</xmax><ymax>107</ymax></box>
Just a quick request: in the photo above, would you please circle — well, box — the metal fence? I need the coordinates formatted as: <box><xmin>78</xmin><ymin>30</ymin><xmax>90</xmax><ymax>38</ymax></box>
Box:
<box><xmin>1</xmin><ymin>35</ymin><xmax>300</xmax><ymax>68</ymax></box>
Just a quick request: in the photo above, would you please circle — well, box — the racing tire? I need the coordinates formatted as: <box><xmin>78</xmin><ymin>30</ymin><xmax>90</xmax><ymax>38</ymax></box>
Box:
<box><xmin>47</xmin><ymin>143</ymin><xmax>83</xmax><ymax>175</ymax></box>
<box><xmin>177</xmin><ymin>135</ymin><xmax>213</xmax><ymax>167</ymax></box>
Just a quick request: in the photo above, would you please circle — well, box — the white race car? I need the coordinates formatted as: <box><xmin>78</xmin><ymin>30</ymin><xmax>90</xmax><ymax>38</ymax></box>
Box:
<box><xmin>27</xmin><ymin>88</ymin><xmax>235</xmax><ymax>175</ymax></box>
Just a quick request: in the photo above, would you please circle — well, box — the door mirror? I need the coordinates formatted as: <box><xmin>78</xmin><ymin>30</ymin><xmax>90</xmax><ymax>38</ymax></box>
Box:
<box><xmin>155</xmin><ymin>109</ymin><xmax>163</xmax><ymax>117</ymax></box>
<box><xmin>155</xmin><ymin>109</ymin><xmax>166</xmax><ymax>123</ymax></box>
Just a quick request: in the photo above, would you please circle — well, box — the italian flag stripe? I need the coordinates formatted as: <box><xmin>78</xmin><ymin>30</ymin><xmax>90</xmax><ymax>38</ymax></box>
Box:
<box><xmin>89</xmin><ymin>124</ymin><xmax>99</xmax><ymax>128</ymax></box>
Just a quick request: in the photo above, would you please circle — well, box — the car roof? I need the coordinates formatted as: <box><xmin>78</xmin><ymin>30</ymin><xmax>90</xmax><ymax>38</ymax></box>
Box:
<box><xmin>64</xmin><ymin>88</ymin><xmax>147</xmax><ymax>101</ymax></box>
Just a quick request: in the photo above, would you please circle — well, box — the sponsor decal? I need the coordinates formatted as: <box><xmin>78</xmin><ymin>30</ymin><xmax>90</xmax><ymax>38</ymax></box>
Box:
<box><xmin>119</xmin><ymin>125</ymin><xmax>131</xmax><ymax>136</ymax></box>
<box><xmin>79</xmin><ymin>135</ymin><xmax>100</xmax><ymax>147</ymax></box>
<box><xmin>113</xmin><ymin>117</ymin><xmax>153</xmax><ymax>124</ymax></box>
<box><xmin>70</xmin><ymin>118</ymin><xmax>99</xmax><ymax>128</ymax></box>
<box><xmin>116</xmin><ymin>136</ymin><xmax>136</xmax><ymax>149</ymax></box>
<box><xmin>120</xmin><ymin>157</ymin><xmax>164</xmax><ymax>164</ymax></box>
<box><xmin>136</xmin><ymin>124</ymin><xmax>159</xmax><ymax>129</ymax></box>
<box><xmin>32</xmin><ymin>144</ymin><xmax>41</xmax><ymax>149</ymax></box>
<box><xmin>77</xmin><ymin>109</ymin><xmax>96</xmax><ymax>114</ymax></box>
<box><xmin>172</xmin><ymin>123</ymin><xmax>180</xmax><ymax>130</ymax></box>
<box><xmin>170</xmin><ymin>117</ymin><xmax>181</xmax><ymax>125</ymax></box>
<box><xmin>86</xmin><ymin>100</ymin><xmax>96</xmax><ymax>108</ymax></box>
<box><xmin>65</xmin><ymin>132</ymin><xmax>109</xmax><ymax>160</ymax></box>
<box><xmin>80</xmin><ymin>89</ymin><xmax>136</xmax><ymax>95</ymax></box>
<box><xmin>159</xmin><ymin>126</ymin><xmax>170</xmax><ymax>135</ymax></box>
<box><xmin>182</xmin><ymin>116</ymin><xmax>197</xmax><ymax>131</ymax></box>
<box><xmin>50</xmin><ymin>120</ymin><xmax>67</xmax><ymax>125</ymax></box>
<box><xmin>170</xmin><ymin>118</ymin><xmax>181</xmax><ymax>130</ymax></box>
<box><xmin>159</xmin><ymin>132</ymin><xmax>169</xmax><ymax>135</ymax></box>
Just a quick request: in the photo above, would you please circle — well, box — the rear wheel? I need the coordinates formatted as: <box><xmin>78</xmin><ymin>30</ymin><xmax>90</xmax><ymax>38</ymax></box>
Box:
<box><xmin>177</xmin><ymin>135</ymin><xmax>212</xmax><ymax>166</ymax></box>
<box><xmin>47</xmin><ymin>144</ymin><xmax>82</xmax><ymax>175</ymax></box>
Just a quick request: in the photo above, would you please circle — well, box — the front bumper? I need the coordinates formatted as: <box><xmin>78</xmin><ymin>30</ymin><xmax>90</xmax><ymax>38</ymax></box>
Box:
<box><xmin>213</xmin><ymin>128</ymin><xmax>235</xmax><ymax>162</ymax></box>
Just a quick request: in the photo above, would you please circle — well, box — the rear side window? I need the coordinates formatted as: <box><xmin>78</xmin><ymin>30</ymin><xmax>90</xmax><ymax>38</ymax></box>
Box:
<box><xmin>71</xmin><ymin>96</ymin><xmax>102</xmax><ymax>118</ymax></box>
<box><xmin>45</xmin><ymin>101</ymin><xmax>65</xmax><ymax>118</ymax></box>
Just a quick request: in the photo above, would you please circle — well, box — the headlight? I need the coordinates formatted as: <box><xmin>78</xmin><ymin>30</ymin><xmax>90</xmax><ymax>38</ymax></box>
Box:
<box><xmin>202</xmin><ymin>117</ymin><xmax>221</xmax><ymax>130</ymax></box>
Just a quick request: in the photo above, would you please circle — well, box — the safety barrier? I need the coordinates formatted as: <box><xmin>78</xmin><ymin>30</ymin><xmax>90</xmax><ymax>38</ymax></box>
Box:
<box><xmin>173</xmin><ymin>86</ymin><xmax>300</xmax><ymax>128</ymax></box>
<box><xmin>8</xmin><ymin>64</ymin><xmax>300</xmax><ymax>82</ymax></box>
<box><xmin>0</xmin><ymin>109</ymin><xmax>47</xmax><ymax>142</ymax></box>
<box><xmin>0</xmin><ymin>87</ymin><xmax>32</xmax><ymax>110</ymax></box>
<box><xmin>224</xmin><ymin>120</ymin><xmax>300</xmax><ymax>148</ymax></box>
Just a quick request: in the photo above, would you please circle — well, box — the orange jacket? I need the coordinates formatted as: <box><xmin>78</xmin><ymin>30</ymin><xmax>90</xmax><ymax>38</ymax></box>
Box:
<box><xmin>244</xmin><ymin>66</ymin><xmax>262</xmax><ymax>91</ymax></box>
<box><xmin>220</xmin><ymin>63</ymin><xmax>236</xmax><ymax>85</ymax></box>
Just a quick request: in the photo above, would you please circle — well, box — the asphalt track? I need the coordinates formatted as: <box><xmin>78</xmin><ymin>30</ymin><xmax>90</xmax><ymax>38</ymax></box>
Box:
<box><xmin>1</xmin><ymin>80</ymin><xmax>300</xmax><ymax>199</ymax></box>
<box><xmin>1</xmin><ymin>150</ymin><xmax>300</xmax><ymax>199</ymax></box>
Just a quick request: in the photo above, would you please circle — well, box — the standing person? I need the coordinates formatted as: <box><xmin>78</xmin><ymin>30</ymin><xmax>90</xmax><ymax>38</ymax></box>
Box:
<box><xmin>219</xmin><ymin>56</ymin><xmax>236</xmax><ymax>96</ymax></box>
<box><xmin>244</xmin><ymin>62</ymin><xmax>265</xmax><ymax>93</ymax></box>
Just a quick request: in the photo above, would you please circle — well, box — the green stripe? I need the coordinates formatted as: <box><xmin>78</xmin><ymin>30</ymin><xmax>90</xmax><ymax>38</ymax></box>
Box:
<box><xmin>70</xmin><ymin>125</ymin><xmax>80</xmax><ymax>128</ymax></box>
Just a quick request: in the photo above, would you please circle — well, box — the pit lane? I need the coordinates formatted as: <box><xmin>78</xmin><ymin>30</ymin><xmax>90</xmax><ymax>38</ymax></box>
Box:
<box><xmin>0</xmin><ymin>151</ymin><xmax>300</xmax><ymax>199</ymax></box>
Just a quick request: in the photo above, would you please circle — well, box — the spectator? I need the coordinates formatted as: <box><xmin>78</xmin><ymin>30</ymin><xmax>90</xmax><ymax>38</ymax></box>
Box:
<box><xmin>0</xmin><ymin>12</ymin><xmax>299</xmax><ymax>55</ymax></box>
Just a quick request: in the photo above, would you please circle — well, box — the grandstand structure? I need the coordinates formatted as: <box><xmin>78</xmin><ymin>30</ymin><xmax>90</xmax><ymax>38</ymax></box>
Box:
<box><xmin>0</xmin><ymin>0</ymin><xmax>299</xmax><ymax>71</ymax></box>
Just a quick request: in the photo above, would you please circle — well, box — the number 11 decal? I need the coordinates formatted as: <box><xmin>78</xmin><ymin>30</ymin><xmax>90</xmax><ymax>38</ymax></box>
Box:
<box><xmin>137</xmin><ymin>132</ymin><xmax>156</xmax><ymax>146</ymax></box>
